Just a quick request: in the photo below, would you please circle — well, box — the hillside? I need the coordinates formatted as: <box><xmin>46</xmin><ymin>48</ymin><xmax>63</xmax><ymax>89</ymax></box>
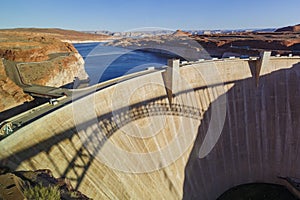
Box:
<box><xmin>0</xmin><ymin>28</ymin><xmax>100</xmax><ymax>112</ymax></box>
<box><xmin>0</xmin><ymin>28</ymin><xmax>111</xmax><ymax>42</ymax></box>
<box><xmin>191</xmin><ymin>31</ymin><xmax>300</xmax><ymax>57</ymax></box>
<box><xmin>106</xmin><ymin>25</ymin><xmax>300</xmax><ymax>59</ymax></box>
<box><xmin>0</xmin><ymin>59</ymin><xmax>33</xmax><ymax>112</ymax></box>
<box><xmin>0</xmin><ymin>168</ymin><xmax>90</xmax><ymax>199</ymax></box>
<box><xmin>275</xmin><ymin>24</ymin><xmax>300</xmax><ymax>32</ymax></box>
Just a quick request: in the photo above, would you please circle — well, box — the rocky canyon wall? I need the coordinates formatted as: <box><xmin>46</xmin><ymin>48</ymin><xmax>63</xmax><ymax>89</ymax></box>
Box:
<box><xmin>0</xmin><ymin>59</ymin><xmax>33</xmax><ymax>112</ymax></box>
<box><xmin>0</xmin><ymin>31</ymin><xmax>89</xmax><ymax>111</ymax></box>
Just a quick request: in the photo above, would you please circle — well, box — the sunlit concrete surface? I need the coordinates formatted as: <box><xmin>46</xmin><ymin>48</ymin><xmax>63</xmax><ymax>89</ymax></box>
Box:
<box><xmin>1</xmin><ymin>56</ymin><xmax>300</xmax><ymax>199</ymax></box>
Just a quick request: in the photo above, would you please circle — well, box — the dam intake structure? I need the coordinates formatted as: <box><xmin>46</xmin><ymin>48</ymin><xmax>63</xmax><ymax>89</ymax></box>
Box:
<box><xmin>0</xmin><ymin>54</ymin><xmax>300</xmax><ymax>199</ymax></box>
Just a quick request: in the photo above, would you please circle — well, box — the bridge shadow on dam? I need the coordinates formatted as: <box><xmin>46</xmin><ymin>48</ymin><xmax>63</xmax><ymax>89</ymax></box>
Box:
<box><xmin>0</xmin><ymin>86</ymin><xmax>207</xmax><ymax>190</ymax></box>
<box><xmin>183</xmin><ymin>63</ymin><xmax>300</xmax><ymax>199</ymax></box>
<box><xmin>1</xmin><ymin>62</ymin><xmax>300</xmax><ymax>197</ymax></box>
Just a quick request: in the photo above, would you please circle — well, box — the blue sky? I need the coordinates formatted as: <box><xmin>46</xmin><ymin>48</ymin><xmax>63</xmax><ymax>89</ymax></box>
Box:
<box><xmin>1</xmin><ymin>0</ymin><xmax>300</xmax><ymax>31</ymax></box>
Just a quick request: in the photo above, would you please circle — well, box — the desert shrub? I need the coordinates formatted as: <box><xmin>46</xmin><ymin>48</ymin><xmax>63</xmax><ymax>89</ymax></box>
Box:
<box><xmin>24</xmin><ymin>184</ymin><xmax>60</xmax><ymax>200</ymax></box>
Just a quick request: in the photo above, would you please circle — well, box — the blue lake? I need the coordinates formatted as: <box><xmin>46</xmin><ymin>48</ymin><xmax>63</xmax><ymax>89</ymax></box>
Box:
<box><xmin>74</xmin><ymin>42</ymin><xmax>174</xmax><ymax>85</ymax></box>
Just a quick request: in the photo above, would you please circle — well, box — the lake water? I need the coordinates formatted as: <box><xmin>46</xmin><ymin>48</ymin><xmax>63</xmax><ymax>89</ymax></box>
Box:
<box><xmin>74</xmin><ymin>42</ymin><xmax>174</xmax><ymax>85</ymax></box>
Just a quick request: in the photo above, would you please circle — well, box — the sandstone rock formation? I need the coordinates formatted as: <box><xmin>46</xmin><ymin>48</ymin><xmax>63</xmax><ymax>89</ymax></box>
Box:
<box><xmin>172</xmin><ymin>29</ymin><xmax>191</xmax><ymax>37</ymax></box>
<box><xmin>275</xmin><ymin>24</ymin><xmax>300</xmax><ymax>32</ymax></box>
<box><xmin>191</xmin><ymin>30</ymin><xmax>300</xmax><ymax>57</ymax></box>
<box><xmin>0</xmin><ymin>168</ymin><xmax>90</xmax><ymax>199</ymax></box>
<box><xmin>16</xmin><ymin>46</ymin><xmax>88</xmax><ymax>87</ymax></box>
<box><xmin>107</xmin><ymin>26</ymin><xmax>300</xmax><ymax>59</ymax></box>
<box><xmin>0</xmin><ymin>29</ymin><xmax>92</xmax><ymax>112</ymax></box>
<box><xmin>0</xmin><ymin>59</ymin><xmax>33</xmax><ymax>112</ymax></box>
<box><xmin>0</xmin><ymin>28</ymin><xmax>111</xmax><ymax>42</ymax></box>
<box><xmin>105</xmin><ymin>34</ymin><xmax>210</xmax><ymax>60</ymax></box>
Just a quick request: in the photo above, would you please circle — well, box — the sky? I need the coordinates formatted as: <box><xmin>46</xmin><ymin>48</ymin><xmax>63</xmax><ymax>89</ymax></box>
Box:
<box><xmin>1</xmin><ymin>0</ymin><xmax>300</xmax><ymax>32</ymax></box>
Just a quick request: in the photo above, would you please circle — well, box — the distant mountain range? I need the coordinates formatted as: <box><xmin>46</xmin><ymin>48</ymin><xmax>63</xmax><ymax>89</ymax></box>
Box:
<box><xmin>83</xmin><ymin>30</ymin><xmax>174</xmax><ymax>37</ymax></box>
<box><xmin>275</xmin><ymin>24</ymin><xmax>300</xmax><ymax>32</ymax></box>
<box><xmin>83</xmin><ymin>28</ymin><xmax>276</xmax><ymax>38</ymax></box>
<box><xmin>185</xmin><ymin>28</ymin><xmax>276</xmax><ymax>35</ymax></box>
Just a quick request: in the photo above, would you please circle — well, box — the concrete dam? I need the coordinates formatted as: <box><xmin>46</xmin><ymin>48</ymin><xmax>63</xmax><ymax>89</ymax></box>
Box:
<box><xmin>1</xmin><ymin>54</ymin><xmax>300</xmax><ymax>199</ymax></box>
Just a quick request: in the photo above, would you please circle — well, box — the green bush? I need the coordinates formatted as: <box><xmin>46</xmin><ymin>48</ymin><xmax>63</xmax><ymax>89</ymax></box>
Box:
<box><xmin>24</xmin><ymin>184</ymin><xmax>60</xmax><ymax>200</ymax></box>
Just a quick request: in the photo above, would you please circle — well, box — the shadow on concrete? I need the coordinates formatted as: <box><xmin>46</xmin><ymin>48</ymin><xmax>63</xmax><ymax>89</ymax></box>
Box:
<box><xmin>1</xmin><ymin>62</ymin><xmax>300</xmax><ymax>196</ymax></box>
<box><xmin>183</xmin><ymin>63</ymin><xmax>300</xmax><ymax>199</ymax></box>
<box><xmin>217</xmin><ymin>183</ymin><xmax>298</xmax><ymax>200</ymax></box>
<box><xmin>0</xmin><ymin>98</ymin><xmax>48</xmax><ymax>121</ymax></box>
<box><xmin>0</xmin><ymin>87</ymin><xmax>205</xmax><ymax>190</ymax></box>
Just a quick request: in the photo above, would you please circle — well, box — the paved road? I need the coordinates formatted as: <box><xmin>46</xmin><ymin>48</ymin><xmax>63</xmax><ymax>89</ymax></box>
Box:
<box><xmin>3</xmin><ymin>54</ymin><xmax>72</xmax><ymax>98</ymax></box>
<box><xmin>2</xmin><ymin>59</ymin><xmax>27</xmax><ymax>87</ymax></box>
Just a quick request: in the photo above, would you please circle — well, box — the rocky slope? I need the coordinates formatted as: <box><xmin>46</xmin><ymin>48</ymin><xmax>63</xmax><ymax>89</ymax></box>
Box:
<box><xmin>14</xmin><ymin>42</ymin><xmax>88</xmax><ymax>87</ymax></box>
<box><xmin>0</xmin><ymin>28</ymin><xmax>111</xmax><ymax>42</ymax></box>
<box><xmin>107</xmin><ymin>25</ymin><xmax>300</xmax><ymax>58</ymax></box>
<box><xmin>172</xmin><ymin>29</ymin><xmax>191</xmax><ymax>37</ymax></box>
<box><xmin>105</xmin><ymin>31</ymin><xmax>210</xmax><ymax>60</ymax></box>
<box><xmin>0</xmin><ymin>168</ymin><xmax>90</xmax><ymax>199</ymax></box>
<box><xmin>275</xmin><ymin>24</ymin><xmax>300</xmax><ymax>32</ymax></box>
<box><xmin>0</xmin><ymin>59</ymin><xmax>33</xmax><ymax>112</ymax></box>
<box><xmin>191</xmin><ymin>24</ymin><xmax>300</xmax><ymax>57</ymax></box>
<box><xmin>0</xmin><ymin>29</ymin><xmax>98</xmax><ymax>112</ymax></box>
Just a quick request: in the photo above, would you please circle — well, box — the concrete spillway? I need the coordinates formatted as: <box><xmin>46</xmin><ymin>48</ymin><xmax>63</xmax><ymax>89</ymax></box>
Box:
<box><xmin>0</xmin><ymin>56</ymin><xmax>300</xmax><ymax>199</ymax></box>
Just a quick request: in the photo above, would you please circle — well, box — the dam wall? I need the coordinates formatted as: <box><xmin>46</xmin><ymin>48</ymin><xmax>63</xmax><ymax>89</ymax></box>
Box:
<box><xmin>183</xmin><ymin>57</ymin><xmax>300</xmax><ymax>199</ymax></box>
<box><xmin>0</xmin><ymin>56</ymin><xmax>300</xmax><ymax>199</ymax></box>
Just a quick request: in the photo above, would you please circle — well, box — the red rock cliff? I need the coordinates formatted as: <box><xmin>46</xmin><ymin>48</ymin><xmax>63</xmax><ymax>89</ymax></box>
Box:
<box><xmin>0</xmin><ymin>30</ymin><xmax>90</xmax><ymax>112</ymax></box>
<box><xmin>0</xmin><ymin>59</ymin><xmax>33</xmax><ymax>111</ymax></box>
<box><xmin>275</xmin><ymin>24</ymin><xmax>300</xmax><ymax>32</ymax></box>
